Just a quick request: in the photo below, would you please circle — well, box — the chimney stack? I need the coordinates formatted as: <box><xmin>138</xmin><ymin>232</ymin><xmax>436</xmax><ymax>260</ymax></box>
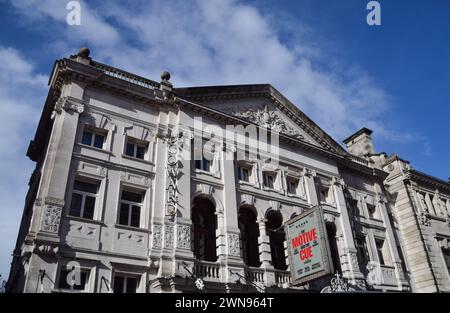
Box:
<box><xmin>343</xmin><ymin>127</ymin><xmax>375</xmax><ymax>157</ymax></box>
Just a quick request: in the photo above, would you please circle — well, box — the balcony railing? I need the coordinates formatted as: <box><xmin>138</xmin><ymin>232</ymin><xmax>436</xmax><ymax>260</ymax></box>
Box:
<box><xmin>90</xmin><ymin>61</ymin><xmax>160</xmax><ymax>90</ymax></box>
<box><xmin>192</xmin><ymin>261</ymin><xmax>292</xmax><ymax>288</ymax></box>
<box><xmin>245</xmin><ymin>267</ymin><xmax>265</xmax><ymax>284</ymax></box>
<box><xmin>274</xmin><ymin>270</ymin><xmax>291</xmax><ymax>287</ymax></box>
<box><xmin>194</xmin><ymin>261</ymin><xmax>221</xmax><ymax>282</ymax></box>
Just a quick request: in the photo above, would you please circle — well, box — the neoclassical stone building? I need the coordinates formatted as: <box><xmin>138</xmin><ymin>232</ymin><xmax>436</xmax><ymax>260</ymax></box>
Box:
<box><xmin>6</xmin><ymin>49</ymin><xmax>450</xmax><ymax>293</ymax></box>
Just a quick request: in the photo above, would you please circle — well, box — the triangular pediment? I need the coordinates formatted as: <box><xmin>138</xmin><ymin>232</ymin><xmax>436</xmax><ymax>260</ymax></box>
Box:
<box><xmin>175</xmin><ymin>84</ymin><xmax>346</xmax><ymax>155</ymax></box>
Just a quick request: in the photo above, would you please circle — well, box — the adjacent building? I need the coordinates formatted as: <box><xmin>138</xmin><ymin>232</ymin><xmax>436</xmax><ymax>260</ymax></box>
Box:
<box><xmin>6</xmin><ymin>48</ymin><xmax>450</xmax><ymax>293</ymax></box>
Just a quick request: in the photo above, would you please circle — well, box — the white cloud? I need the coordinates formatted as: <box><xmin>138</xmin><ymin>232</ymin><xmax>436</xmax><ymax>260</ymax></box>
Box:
<box><xmin>0</xmin><ymin>47</ymin><xmax>47</xmax><ymax>277</ymax></box>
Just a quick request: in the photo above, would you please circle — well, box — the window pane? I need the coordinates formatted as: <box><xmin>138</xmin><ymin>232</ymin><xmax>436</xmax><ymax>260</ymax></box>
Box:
<box><xmin>242</xmin><ymin>168</ymin><xmax>249</xmax><ymax>182</ymax></box>
<box><xmin>70</xmin><ymin>193</ymin><xmax>83</xmax><ymax>217</ymax></box>
<box><xmin>126</xmin><ymin>142</ymin><xmax>135</xmax><ymax>157</ymax></box>
<box><xmin>195</xmin><ymin>160</ymin><xmax>202</xmax><ymax>170</ymax></box>
<box><xmin>58</xmin><ymin>269</ymin><xmax>87</xmax><ymax>290</ymax></box>
<box><xmin>376</xmin><ymin>241</ymin><xmax>385</xmax><ymax>265</ymax></box>
<box><xmin>74</xmin><ymin>180</ymin><xmax>98</xmax><ymax>194</ymax></box>
<box><xmin>119</xmin><ymin>203</ymin><xmax>130</xmax><ymax>226</ymax></box>
<box><xmin>136</xmin><ymin>146</ymin><xmax>146</xmax><ymax>159</ymax></box>
<box><xmin>130</xmin><ymin>205</ymin><xmax>141</xmax><ymax>228</ymax></box>
<box><xmin>121</xmin><ymin>191</ymin><xmax>142</xmax><ymax>203</ymax></box>
<box><xmin>113</xmin><ymin>276</ymin><xmax>124</xmax><ymax>293</ymax></box>
<box><xmin>58</xmin><ymin>270</ymin><xmax>71</xmax><ymax>289</ymax></box>
<box><xmin>203</xmin><ymin>158</ymin><xmax>210</xmax><ymax>172</ymax></box>
<box><xmin>83</xmin><ymin>196</ymin><xmax>95</xmax><ymax>219</ymax></box>
<box><xmin>126</xmin><ymin>277</ymin><xmax>137</xmax><ymax>293</ymax></box>
<box><xmin>81</xmin><ymin>131</ymin><xmax>93</xmax><ymax>146</ymax></box>
<box><xmin>93</xmin><ymin>134</ymin><xmax>105</xmax><ymax>149</ymax></box>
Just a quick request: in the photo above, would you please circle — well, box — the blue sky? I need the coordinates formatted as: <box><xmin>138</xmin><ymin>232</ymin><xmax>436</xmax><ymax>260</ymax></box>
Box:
<box><xmin>0</xmin><ymin>0</ymin><xmax>449</xmax><ymax>279</ymax></box>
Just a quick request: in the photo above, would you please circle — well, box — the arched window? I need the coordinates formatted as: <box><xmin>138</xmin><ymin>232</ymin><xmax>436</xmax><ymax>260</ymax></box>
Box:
<box><xmin>266</xmin><ymin>211</ymin><xmax>287</xmax><ymax>270</ymax></box>
<box><xmin>326</xmin><ymin>222</ymin><xmax>342</xmax><ymax>273</ymax></box>
<box><xmin>192</xmin><ymin>197</ymin><xmax>217</xmax><ymax>262</ymax></box>
<box><xmin>238</xmin><ymin>206</ymin><xmax>260</xmax><ymax>267</ymax></box>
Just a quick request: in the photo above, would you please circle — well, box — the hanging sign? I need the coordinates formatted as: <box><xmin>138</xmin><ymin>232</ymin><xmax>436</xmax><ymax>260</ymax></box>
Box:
<box><xmin>285</xmin><ymin>206</ymin><xmax>334</xmax><ymax>285</ymax></box>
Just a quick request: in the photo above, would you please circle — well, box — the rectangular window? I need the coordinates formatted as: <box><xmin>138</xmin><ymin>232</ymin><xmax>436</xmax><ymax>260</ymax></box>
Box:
<box><xmin>58</xmin><ymin>268</ymin><xmax>89</xmax><ymax>291</ymax></box>
<box><xmin>69</xmin><ymin>180</ymin><xmax>98</xmax><ymax>219</ymax></box>
<box><xmin>355</xmin><ymin>236</ymin><xmax>370</xmax><ymax>272</ymax></box>
<box><xmin>195</xmin><ymin>157</ymin><xmax>212</xmax><ymax>172</ymax></box>
<box><xmin>113</xmin><ymin>275</ymin><xmax>138</xmax><ymax>293</ymax></box>
<box><xmin>81</xmin><ymin>129</ymin><xmax>105</xmax><ymax>149</ymax></box>
<box><xmin>367</xmin><ymin>204</ymin><xmax>376</xmax><ymax>219</ymax></box>
<box><xmin>125</xmin><ymin>138</ymin><xmax>147</xmax><ymax>160</ymax></box>
<box><xmin>119</xmin><ymin>190</ymin><xmax>143</xmax><ymax>227</ymax></box>
<box><xmin>348</xmin><ymin>199</ymin><xmax>360</xmax><ymax>216</ymax></box>
<box><xmin>319</xmin><ymin>187</ymin><xmax>330</xmax><ymax>203</ymax></box>
<box><xmin>263</xmin><ymin>173</ymin><xmax>275</xmax><ymax>189</ymax></box>
<box><xmin>443</xmin><ymin>249</ymin><xmax>450</xmax><ymax>276</ymax></box>
<box><xmin>237</xmin><ymin>166</ymin><xmax>250</xmax><ymax>182</ymax></box>
<box><xmin>375</xmin><ymin>240</ymin><xmax>386</xmax><ymax>265</ymax></box>
<box><xmin>287</xmin><ymin>179</ymin><xmax>298</xmax><ymax>195</ymax></box>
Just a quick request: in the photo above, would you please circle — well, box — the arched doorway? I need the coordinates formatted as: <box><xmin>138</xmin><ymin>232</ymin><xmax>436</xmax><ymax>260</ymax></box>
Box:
<box><xmin>191</xmin><ymin>196</ymin><xmax>217</xmax><ymax>262</ymax></box>
<box><xmin>266</xmin><ymin>210</ymin><xmax>287</xmax><ymax>270</ymax></box>
<box><xmin>326</xmin><ymin>222</ymin><xmax>342</xmax><ymax>273</ymax></box>
<box><xmin>238</xmin><ymin>206</ymin><xmax>260</xmax><ymax>267</ymax></box>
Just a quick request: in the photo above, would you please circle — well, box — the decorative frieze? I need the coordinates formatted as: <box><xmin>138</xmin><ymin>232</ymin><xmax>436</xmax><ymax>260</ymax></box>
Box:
<box><xmin>41</xmin><ymin>205</ymin><xmax>63</xmax><ymax>233</ymax></box>
<box><xmin>164</xmin><ymin>225</ymin><xmax>174</xmax><ymax>249</ymax></box>
<box><xmin>227</xmin><ymin>233</ymin><xmax>241</xmax><ymax>257</ymax></box>
<box><xmin>176</xmin><ymin>225</ymin><xmax>191</xmax><ymax>250</ymax></box>
<box><xmin>230</xmin><ymin>105</ymin><xmax>305</xmax><ymax>141</ymax></box>
<box><xmin>152</xmin><ymin>225</ymin><xmax>163</xmax><ymax>249</ymax></box>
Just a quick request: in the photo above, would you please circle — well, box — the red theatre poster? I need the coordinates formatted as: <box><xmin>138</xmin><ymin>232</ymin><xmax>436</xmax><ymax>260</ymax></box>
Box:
<box><xmin>285</xmin><ymin>206</ymin><xmax>334</xmax><ymax>285</ymax></box>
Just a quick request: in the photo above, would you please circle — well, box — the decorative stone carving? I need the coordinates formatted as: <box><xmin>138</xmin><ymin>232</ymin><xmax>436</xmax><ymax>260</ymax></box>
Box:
<box><xmin>54</xmin><ymin>97</ymin><xmax>85</xmax><ymax>115</ymax></box>
<box><xmin>176</xmin><ymin>225</ymin><xmax>191</xmax><ymax>249</ymax></box>
<box><xmin>227</xmin><ymin>234</ymin><xmax>241</xmax><ymax>257</ymax></box>
<box><xmin>41</xmin><ymin>205</ymin><xmax>62</xmax><ymax>233</ymax></box>
<box><xmin>34</xmin><ymin>243</ymin><xmax>59</xmax><ymax>255</ymax></box>
<box><xmin>164</xmin><ymin>225</ymin><xmax>174</xmax><ymax>249</ymax></box>
<box><xmin>320</xmin><ymin>273</ymin><xmax>355</xmax><ymax>293</ymax></box>
<box><xmin>349</xmin><ymin>252</ymin><xmax>359</xmax><ymax>272</ymax></box>
<box><xmin>152</xmin><ymin>225</ymin><xmax>163</xmax><ymax>249</ymax></box>
<box><xmin>160</xmin><ymin>132</ymin><xmax>184</xmax><ymax>216</ymax></box>
<box><xmin>231</xmin><ymin>105</ymin><xmax>305</xmax><ymax>140</ymax></box>
<box><xmin>418</xmin><ymin>212</ymin><xmax>430</xmax><ymax>227</ymax></box>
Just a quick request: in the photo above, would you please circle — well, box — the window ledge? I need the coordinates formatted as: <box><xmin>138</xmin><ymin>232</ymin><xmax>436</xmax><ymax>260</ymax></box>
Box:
<box><xmin>122</xmin><ymin>154</ymin><xmax>154</xmax><ymax>165</ymax></box>
<box><xmin>78</xmin><ymin>143</ymin><xmax>112</xmax><ymax>155</ymax></box>
<box><xmin>262</xmin><ymin>186</ymin><xmax>279</xmax><ymax>193</ymax></box>
<box><xmin>194</xmin><ymin>168</ymin><xmax>221</xmax><ymax>179</ymax></box>
<box><xmin>237</xmin><ymin>180</ymin><xmax>257</xmax><ymax>187</ymax></box>
<box><xmin>114</xmin><ymin>223</ymin><xmax>151</xmax><ymax>233</ymax></box>
<box><xmin>66</xmin><ymin>215</ymin><xmax>106</xmax><ymax>226</ymax></box>
<box><xmin>287</xmin><ymin>193</ymin><xmax>307</xmax><ymax>201</ymax></box>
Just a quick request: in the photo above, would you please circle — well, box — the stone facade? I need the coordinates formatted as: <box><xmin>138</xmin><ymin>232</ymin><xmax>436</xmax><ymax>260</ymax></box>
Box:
<box><xmin>6</xmin><ymin>49</ymin><xmax>449</xmax><ymax>293</ymax></box>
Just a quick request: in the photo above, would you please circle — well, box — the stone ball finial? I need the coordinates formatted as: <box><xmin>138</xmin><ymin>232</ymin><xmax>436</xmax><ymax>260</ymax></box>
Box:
<box><xmin>161</xmin><ymin>71</ymin><xmax>171</xmax><ymax>81</ymax></box>
<box><xmin>77</xmin><ymin>47</ymin><xmax>90</xmax><ymax>58</ymax></box>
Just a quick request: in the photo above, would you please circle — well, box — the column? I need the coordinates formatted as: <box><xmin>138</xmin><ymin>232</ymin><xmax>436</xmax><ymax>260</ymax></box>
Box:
<box><xmin>221</xmin><ymin>146</ymin><xmax>245</xmax><ymax>284</ymax></box>
<box><xmin>331</xmin><ymin>177</ymin><xmax>365</xmax><ymax>285</ymax></box>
